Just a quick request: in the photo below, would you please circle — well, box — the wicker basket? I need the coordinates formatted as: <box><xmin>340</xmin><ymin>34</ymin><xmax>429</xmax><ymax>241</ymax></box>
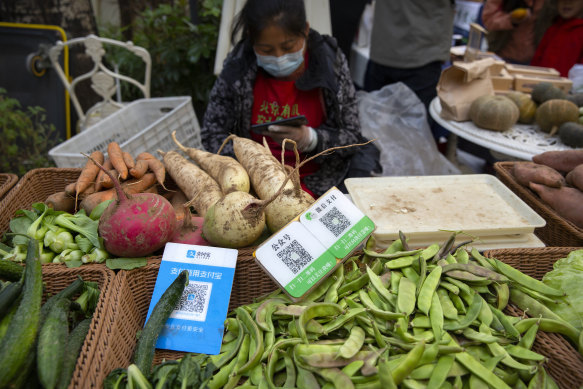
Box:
<box><xmin>92</xmin><ymin>248</ymin><xmax>277</xmax><ymax>385</ymax></box>
<box><xmin>484</xmin><ymin>247</ymin><xmax>583</xmax><ymax>388</ymax></box>
<box><xmin>494</xmin><ymin>161</ymin><xmax>583</xmax><ymax>247</ymax></box>
<box><xmin>0</xmin><ymin>173</ymin><xmax>18</xmax><ymax>201</ymax></box>
<box><xmin>0</xmin><ymin>264</ymin><xmax>116</xmax><ymax>389</ymax></box>
<box><xmin>0</xmin><ymin>168</ymin><xmax>81</xmax><ymax>236</ymax></box>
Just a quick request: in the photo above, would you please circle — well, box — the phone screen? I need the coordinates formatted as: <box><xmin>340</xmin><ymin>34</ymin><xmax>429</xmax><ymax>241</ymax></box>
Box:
<box><xmin>251</xmin><ymin>115</ymin><xmax>308</xmax><ymax>133</ymax></box>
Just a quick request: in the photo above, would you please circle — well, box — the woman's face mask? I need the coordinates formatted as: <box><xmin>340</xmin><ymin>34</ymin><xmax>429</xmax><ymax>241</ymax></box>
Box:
<box><xmin>255</xmin><ymin>42</ymin><xmax>305</xmax><ymax>78</ymax></box>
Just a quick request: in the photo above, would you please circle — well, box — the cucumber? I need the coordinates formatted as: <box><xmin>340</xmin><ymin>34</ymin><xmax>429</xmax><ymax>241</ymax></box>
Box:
<box><xmin>57</xmin><ymin>317</ymin><xmax>91</xmax><ymax>389</ymax></box>
<box><xmin>0</xmin><ymin>239</ymin><xmax>42</xmax><ymax>386</ymax></box>
<box><xmin>133</xmin><ymin>270</ymin><xmax>188</xmax><ymax>374</ymax></box>
<box><xmin>0</xmin><ymin>297</ymin><xmax>19</xmax><ymax>341</ymax></box>
<box><xmin>0</xmin><ymin>259</ymin><xmax>24</xmax><ymax>281</ymax></box>
<box><xmin>37</xmin><ymin>297</ymin><xmax>70</xmax><ymax>389</ymax></box>
<box><xmin>0</xmin><ymin>281</ymin><xmax>22</xmax><ymax>318</ymax></box>
<box><xmin>40</xmin><ymin>277</ymin><xmax>84</xmax><ymax>324</ymax></box>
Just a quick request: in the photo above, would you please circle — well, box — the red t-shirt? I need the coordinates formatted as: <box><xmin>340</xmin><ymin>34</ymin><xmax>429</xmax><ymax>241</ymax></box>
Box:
<box><xmin>251</xmin><ymin>56</ymin><xmax>325</xmax><ymax>197</ymax></box>
<box><xmin>531</xmin><ymin>17</ymin><xmax>583</xmax><ymax>77</ymax></box>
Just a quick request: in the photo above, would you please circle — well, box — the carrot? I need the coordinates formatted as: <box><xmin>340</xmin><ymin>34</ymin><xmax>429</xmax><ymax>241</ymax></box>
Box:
<box><xmin>136</xmin><ymin>152</ymin><xmax>156</xmax><ymax>161</ymax></box>
<box><xmin>532</xmin><ymin>149</ymin><xmax>583</xmax><ymax>173</ymax></box>
<box><xmin>95</xmin><ymin>159</ymin><xmax>113</xmax><ymax>191</ymax></box>
<box><xmin>79</xmin><ymin>173</ymin><xmax>157</xmax><ymax>214</ymax></box>
<box><xmin>566</xmin><ymin>164</ymin><xmax>583</xmax><ymax>191</ymax></box>
<box><xmin>107</xmin><ymin>142</ymin><xmax>128</xmax><ymax>180</ymax></box>
<box><xmin>122</xmin><ymin>151</ymin><xmax>135</xmax><ymax>170</ymax></box>
<box><xmin>512</xmin><ymin>162</ymin><xmax>565</xmax><ymax>188</ymax></box>
<box><xmin>76</xmin><ymin>150</ymin><xmax>104</xmax><ymax>195</ymax></box>
<box><xmin>136</xmin><ymin>151</ymin><xmax>166</xmax><ymax>188</ymax></box>
<box><xmin>101</xmin><ymin>169</ymin><xmax>120</xmax><ymax>189</ymax></box>
<box><xmin>529</xmin><ymin>182</ymin><xmax>583</xmax><ymax>228</ymax></box>
<box><xmin>45</xmin><ymin>191</ymin><xmax>76</xmax><ymax>213</ymax></box>
<box><xmin>130</xmin><ymin>159</ymin><xmax>149</xmax><ymax>179</ymax></box>
<box><xmin>172</xmin><ymin>131</ymin><xmax>250</xmax><ymax>194</ymax></box>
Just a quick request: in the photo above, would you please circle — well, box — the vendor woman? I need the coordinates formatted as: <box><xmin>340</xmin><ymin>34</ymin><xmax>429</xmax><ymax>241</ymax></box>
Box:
<box><xmin>200</xmin><ymin>0</ymin><xmax>378</xmax><ymax>197</ymax></box>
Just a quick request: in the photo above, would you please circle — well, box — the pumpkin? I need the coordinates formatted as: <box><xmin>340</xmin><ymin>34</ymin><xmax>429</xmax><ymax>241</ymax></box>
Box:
<box><xmin>535</xmin><ymin>99</ymin><xmax>579</xmax><ymax>135</ymax></box>
<box><xmin>506</xmin><ymin>91</ymin><xmax>537</xmax><ymax>124</ymax></box>
<box><xmin>566</xmin><ymin>93</ymin><xmax>583</xmax><ymax>107</ymax></box>
<box><xmin>531</xmin><ymin>82</ymin><xmax>566</xmax><ymax>104</ymax></box>
<box><xmin>469</xmin><ymin>95</ymin><xmax>519</xmax><ymax>132</ymax></box>
<box><xmin>559</xmin><ymin>122</ymin><xmax>583</xmax><ymax>147</ymax></box>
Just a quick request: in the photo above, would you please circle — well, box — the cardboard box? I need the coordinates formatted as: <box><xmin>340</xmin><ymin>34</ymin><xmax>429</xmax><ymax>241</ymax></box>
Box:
<box><xmin>505</xmin><ymin>63</ymin><xmax>560</xmax><ymax>77</ymax></box>
<box><xmin>514</xmin><ymin>74</ymin><xmax>573</xmax><ymax>93</ymax></box>
<box><xmin>491</xmin><ymin>68</ymin><xmax>514</xmax><ymax>91</ymax></box>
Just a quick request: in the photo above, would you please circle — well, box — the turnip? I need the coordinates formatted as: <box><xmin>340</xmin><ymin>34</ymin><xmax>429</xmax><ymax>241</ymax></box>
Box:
<box><xmin>170</xmin><ymin>206</ymin><xmax>208</xmax><ymax>246</ymax></box>
<box><xmin>171</xmin><ymin>131</ymin><xmax>250</xmax><ymax>195</ymax></box>
<box><xmin>84</xmin><ymin>154</ymin><xmax>177</xmax><ymax>257</ymax></box>
<box><xmin>160</xmin><ymin>150</ymin><xmax>265</xmax><ymax>248</ymax></box>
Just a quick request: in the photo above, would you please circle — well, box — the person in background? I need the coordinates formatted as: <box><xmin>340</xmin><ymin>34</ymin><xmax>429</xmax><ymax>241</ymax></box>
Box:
<box><xmin>200</xmin><ymin>0</ymin><xmax>378</xmax><ymax>197</ymax></box>
<box><xmin>363</xmin><ymin>0</ymin><xmax>455</xmax><ymax>143</ymax></box>
<box><xmin>329</xmin><ymin>0</ymin><xmax>369</xmax><ymax>65</ymax></box>
<box><xmin>481</xmin><ymin>0</ymin><xmax>549</xmax><ymax>64</ymax></box>
<box><xmin>531</xmin><ymin>0</ymin><xmax>583</xmax><ymax>76</ymax></box>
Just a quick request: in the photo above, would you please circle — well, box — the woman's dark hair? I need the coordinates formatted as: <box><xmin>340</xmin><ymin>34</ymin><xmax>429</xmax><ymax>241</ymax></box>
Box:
<box><xmin>231</xmin><ymin>0</ymin><xmax>307</xmax><ymax>45</ymax></box>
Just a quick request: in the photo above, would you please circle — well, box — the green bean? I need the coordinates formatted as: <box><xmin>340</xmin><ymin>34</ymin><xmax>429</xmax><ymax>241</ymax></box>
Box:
<box><xmin>225</xmin><ymin>334</ymin><xmax>250</xmax><ymax>389</ymax></box>
<box><xmin>249</xmin><ymin>364</ymin><xmax>263</xmax><ymax>385</ymax></box>
<box><xmin>493</xmin><ymin>259</ymin><xmax>563</xmax><ymax>296</ymax></box>
<box><xmin>391</xmin><ymin>341</ymin><xmax>425</xmax><ymax>385</ymax></box>
<box><xmin>527</xmin><ymin>366</ymin><xmax>549</xmax><ymax>389</ymax></box>
<box><xmin>504</xmin><ymin>345</ymin><xmax>545</xmax><ymax>362</ymax></box>
<box><xmin>518</xmin><ymin>321</ymin><xmax>538</xmax><ymax>350</ymax></box>
<box><xmin>439</xmin><ymin>281</ymin><xmax>460</xmax><ymax>295</ymax></box>
<box><xmin>370</xmin><ymin>318</ymin><xmax>387</xmax><ymax>348</ymax></box>
<box><xmin>444</xmin><ymin>277</ymin><xmax>472</xmax><ymax>296</ymax></box>
<box><xmin>216</xmin><ymin>318</ymin><xmax>245</xmax><ymax>368</ymax></box>
<box><xmin>481</xmin><ymin>325</ymin><xmax>536</xmax><ymax>373</ymax></box>
<box><xmin>395</xmin><ymin>317</ymin><xmax>417</xmax><ymax>343</ymax></box>
<box><xmin>437</xmin><ymin>288</ymin><xmax>459</xmax><ymax>320</ymax></box>
<box><xmin>255</xmin><ymin>298</ymin><xmax>286</xmax><ymax>331</ymax></box>
<box><xmin>362</xmin><ymin>248</ymin><xmax>422</xmax><ymax>259</ymax></box>
<box><xmin>274</xmin><ymin>304</ymin><xmax>307</xmax><ymax>317</ymax></box>
<box><xmin>468</xmin><ymin>354</ymin><xmax>504</xmax><ymax>389</ymax></box>
<box><xmin>298</xmin><ymin>350</ymin><xmax>373</xmax><ymax>369</ymax></box>
<box><xmin>207</xmin><ymin>354</ymin><xmax>239</xmax><ymax>389</ymax></box>
<box><xmin>445</xmin><ymin>253</ymin><xmax>457</xmax><ymax>264</ymax></box>
<box><xmin>441</xmin><ymin>263</ymin><xmax>509</xmax><ymax>282</ymax></box>
<box><xmin>490</xmin><ymin>305</ymin><xmax>521</xmax><ymax>339</ymax></box>
<box><xmin>420</xmin><ymin>243</ymin><xmax>440</xmax><ymax>260</ymax></box>
<box><xmin>510</xmin><ymin>289</ymin><xmax>570</xmax><ymax>325</ymax></box>
<box><xmin>411</xmin><ymin>315</ymin><xmax>431</xmax><ymax>329</ymax></box>
<box><xmin>430</xmin><ymin>293</ymin><xmax>444</xmax><ymax>341</ymax></box>
<box><xmin>386</xmin><ymin>256</ymin><xmax>415</xmax><ymax>269</ymax></box>
<box><xmin>416</xmin><ymin>255</ymin><xmax>427</xmax><ymax>296</ymax></box>
<box><xmin>324</xmin><ymin>265</ymin><xmax>344</xmax><ymax>303</ymax></box>
<box><xmin>297</xmin><ymin>302</ymin><xmax>343</xmax><ymax>343</ymax></box>
<box><xmin>281</xmin><ymin>349</ymin><xmax>296</xmax><ymax>388</ymax></box>
<box><xmin>453</xmin><ymin>350</ymin><xmax>511</xmax><ymax>389</ymax></box>
<box><xmin>433</xmin><ymin>232</ymin><xmax>457</xmax><ymax>261</ymax></box>
<box><xmin>427</xmin><ymin>354</ymin><xmax>455</xmax><ymax>387</ymax></box>
<box><xmin>462</xmin><ymin>327</ymin><xmax>500</xmax><ymax>343</ymax></box>
<box><xmin>514</xmin><ymin>318</ymin><xmax>580</xmax><ymax>343</ymax></box>
<box><xmin>449</xmin><ymin>292</ymin><xmax>466</xmax><ymax>314</ymax></box>
<box><xmin>445</xmin><ymin>270</ymin><xmax>492</xmax><ymax>284</ymax></box>
<box><xmin>361</xmin><ymin>346</ymin><xmax>385</xmax><ymax>376</ymax></box>
<box><xmin>338</xmin><ymin>326</ymin><xmax>366</xmax><ymax>359</ymax></box>
<box><xmin>455</xmin><ymin>248</ymin><xmax>469</xmax><ymax>264</ymax></box>
<box><xmin>418</xmin><ymin>341</ymin><xmax>439</xmax><ymax>366</ymax></box>
<box><xmin>367</xmin><ymin>287</ymin><xmax>392</xmax><ymax>311</ymax></box>
<box><xmin>402</xmin><ymin>266</ymin><xmax>420</xmax><ymax>283</ymax></box>
<box><xmin>378</xmin><ymin>357</ymin><xmax>397</xmax><ymax>389</ymax></box>
<box><xmin>365</xmin><ymin>267</ymin><xmax>394</xmax><ymax>305</ymax></box>
<box><xmin>342</xmin><ymin>360</ymin><xmax>364</xmax><ymax>377</ymax></box>
<box><xmin>443</xmin><ymin>293</ymin><xmax>482</xmax><ymax>331</ymax></box>
<box><xmin>397</xmin><ymin>277</ymin><xmax>417</xmax><ymax>316</ymax></box>
<box><xmin>401</xmin><ymin>379</ymin><xmax>427</xmax><ymax>389</ymax></box>
<box><xmin>417</xmin><ymin>266</ymin><xmax>442</xmax><ymax>315</ymax></box>
<box><xmin>338</xmin><ymin>260</ymin><xmax>383</xmax><ymax>297</ymax></box>
<box><xmin>477</xmin><ymin>295</ymin><xmax>493</xmax><ymax>326</ymax></box>
<box><xmin>470</xmin><ymin>248</ymin><xmax>496</xmax><ymax>270</ymax></box>
<box><xmin>235</xmin><ymin>307</ymin><xmax>264</xmax><ymax>375</ymax></box>
<box><xmin>358</xmin><ymin>290</ymin><xmax>404</xmax><ymax>321</ymax></box>
<box><xmin>493</xmin><ymin>283</ymin><xmax>510</xmax><ymax>310</ymax></box>
<box><xmin>390</xmin><ymin>271</ymin><xmax>402</xmax><ymax>294</ymax></box>
<box><xmin>515</xmin><ymin>283</ymin><xmax>559</xmax><ymax>305</ymax></box>
<box><xmin>321</xmin><ymin>307</ymin><xmax>366</xmax><ymax>334</ymax></box>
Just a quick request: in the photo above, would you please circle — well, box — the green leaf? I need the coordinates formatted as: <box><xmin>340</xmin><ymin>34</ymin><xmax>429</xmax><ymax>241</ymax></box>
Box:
<box><xmin>65</xmin><ymin>260</ymin><xmax>83</xmax><ymax>268</ymax></box>
<box><xmin>106</xmin><ymin>257</ymin><xmax>148</xmax><ymax>270</ymax></box>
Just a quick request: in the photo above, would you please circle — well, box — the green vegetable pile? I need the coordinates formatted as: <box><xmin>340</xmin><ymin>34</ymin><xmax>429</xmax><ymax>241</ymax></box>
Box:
<box><xmin>107</xmin><ymin>234</ymin><xmax>580</xmax><ymax>388</ymax></box>
<box><xmin>0</xmin><ymin>238</ymin><xmax>100</xmax><ymax>389</ymax></box>
<box><xmin>1</xmin><ymin>202</ymin><xmax>109</xmax><ymax>266</ymax></box>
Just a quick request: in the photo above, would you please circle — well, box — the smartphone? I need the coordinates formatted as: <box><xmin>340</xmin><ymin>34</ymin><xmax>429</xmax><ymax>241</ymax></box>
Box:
<box><xmin>251</xmin><ymin>115</ymin><xmax>308</xmax><ymax>133</ymax></box>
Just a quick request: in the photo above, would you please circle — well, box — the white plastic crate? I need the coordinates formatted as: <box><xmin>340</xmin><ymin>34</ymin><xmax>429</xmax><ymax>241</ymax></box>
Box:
<box><xmin>49</xmin><ymin>96</ymin><xmax>203</xmax><ymax>167</ymax></box>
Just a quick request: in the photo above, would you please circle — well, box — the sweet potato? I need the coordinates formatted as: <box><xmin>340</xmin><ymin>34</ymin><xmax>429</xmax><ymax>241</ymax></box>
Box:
<box><xmin>136</xmin><ymin>152</ymin><xmax>166</xmax><ymax>187</ymax></box>
<box><xmin>532</xmin><ymin>149</ymin><xmax>583</xmax><ymax>173</ymax></box>
<box><xmin>45</xmin><ymin>191</ymin><xmax>76</xmax><ymax>213</ymax></box>
<box><xmin>529</xmin><ymin>182</ymin><xmax>583</xmax><ymax>228</ymax></box>
<box><xmin>107</xmin><ymin>142</ymin><xmax>128</xmax><ymax>180</ymax></box>
<box><xmin>122</xmin><ymin>151</ymin><xmax>135</xmax><ymax>170</ymax></box>
<box><xmin>129</xmin><ymin>159</ymin><xmax>149</xmax><ymax>179</ymax></box>
<box><xmin>566</xmin><ymin>164</ymin><xmax>583</xmax><ymax>191</ymax></box>
<box><xmin>79</xmin><ymin>173</ymin><xmax>157</xmax><ymax>214</ymax></box>
<box><xmin>512</xmin><ymin>162</ymin><xmax>565</xmax><ymax>188</ymax></box>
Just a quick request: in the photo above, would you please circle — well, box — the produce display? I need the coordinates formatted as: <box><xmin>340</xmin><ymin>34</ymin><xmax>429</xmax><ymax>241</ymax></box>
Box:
<box><xmin>103</xmin><ymin>234</ymin><xmax>583</xmax><ymax>388</ymax></box>
<box><xmin>511</xmin><ymin>149</ymin><xmax>583</xmax><ymax>228</ymax></box>
<box><xmin>469</xmin><ymin>82</ymin><xmax>583</xmax><ymax>143</ymax></box>
<box><xmin>0</xmin><ymin>239</ymin><xmax>100</xmax><ymax>388</ymax></box>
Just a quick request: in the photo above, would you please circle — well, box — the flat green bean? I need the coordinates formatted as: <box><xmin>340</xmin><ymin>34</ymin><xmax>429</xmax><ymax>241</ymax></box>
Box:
<box><xmin>427</xmin><ymin>354</ymin><xmax>455</xmax><ymax>387</ymax></box>
<box><xmin>398</xmin><ymin>277</ymin><xmax>417</xmax><ymax>316</ymax></box>
<box><xmin>378</xmin><ymin>357</ymin><xmax>397</xmax><ymax>389</ymax></box>
<box><xmin>493</xmin><ymin>259</ymin><xmax>563</xmax><ymax>296</ymax></box>
<box><xmin>297</xmin><ymin>302</ymin><xmax>343</xmax><ymax>343</ymax></box>
<box><xmin>417</xmin><ymin>266</ymin><xmax>442</xmax><ymax>315</ymax></box>
<box><xmin>362</xmin><ymin>248</ymin><xmax>422</xmax><ymax>259</ymax></box>
<box><xmin>430</xmin><ymin>293</ymin><xmax>444</xmax><ymax>341</ymax></box>
<box><xmin>359</xmin><ymin>289</ymin><xmax>404</xmax><ymax>321</ymax></box>
<box><xmin>338</xmin><ymin>326</ymin><xmax>366</xmax><ymax>359</ymax></box>
<box><xmin>391</xmin><ymin>341</ymin><xmax>425</xmax><ymax>385</ymax></box>
<box><xmin>324</xmin><ymin>265</ymin><xmax>344</xmax><ymax>303</ymax></box>
<box><xmin>386</xmin><ymin>256</ymin><xmax>415</xmax><ymax>269</ymax></box>
<box><xmin>437</xmin><ymin>288</ymin><xmax>459</xmax><ymax>320</ymax></box>
<box><xmin>443</xmin><ymin>293</ymin><xmax>482</xmax><ymax>331</ymax></box>
<box><xmin>366</xmin><ymin>266</ymin><xmax>394</xmax><ymax>304</ymax></box>
<box><xmin>236</xmin><ymin>307</ymin><xmax>264</xmax><ymax>375</ymax></box>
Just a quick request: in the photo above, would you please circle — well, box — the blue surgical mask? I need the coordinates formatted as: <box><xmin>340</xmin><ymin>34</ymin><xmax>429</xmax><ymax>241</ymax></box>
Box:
<box><xmin>255</xmin><ymin>42</ymin><xmax>305</xmax><ymax>78</ymax></box>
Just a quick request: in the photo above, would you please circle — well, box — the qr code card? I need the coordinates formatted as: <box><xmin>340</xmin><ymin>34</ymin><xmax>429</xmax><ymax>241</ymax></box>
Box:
<box><xmin>300</xmin><ymin>188</ymin><xmax>375</xmax><ymax>258</ymax></box>
<box><xmin>255</xmin><ymin>221</ymin><xmax>337</xmax><ymax>299</ymax></box>
<box><xmin>170</xmin><ymin>280</ymin><xmax>212</xmax><ymax>322</ymax></box>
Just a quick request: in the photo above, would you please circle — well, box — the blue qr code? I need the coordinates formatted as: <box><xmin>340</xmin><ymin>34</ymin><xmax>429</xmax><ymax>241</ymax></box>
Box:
<box><xmin>177</xmin><ymin>283</ymin><xmax>209</xmax><ymax>314</ymax></box>
<box><xmin>319</xmin><ymin>206</ymin><xmax>351</xmax><ymax>237</ymax></box>
<box><xmin>277</xmin><ymin>240</ymin><xmax>312</xmax><ymax>274</ymax></box>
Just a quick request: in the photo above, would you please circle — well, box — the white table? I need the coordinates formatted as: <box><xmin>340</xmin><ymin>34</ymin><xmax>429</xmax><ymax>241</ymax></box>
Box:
<box><xmin>429</xmin><ymin>97</ymin><xmax>574</xmax><ymax>161</ymax></box>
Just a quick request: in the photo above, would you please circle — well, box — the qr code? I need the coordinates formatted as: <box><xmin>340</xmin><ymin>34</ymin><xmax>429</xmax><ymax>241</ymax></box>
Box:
<box><xmin>173</xmin><ymin>281</ymin><xmax>212</xmax><ymax>321</ymax></box>
<box><xmin>319</xmin><ymin>206</ymin><xmax>350</xmax><ymax>237</ymax></box>
<box><xmin>277</xmin><ymin>240</ymin><xmax>312</xmax><ymax>274</ymax></box>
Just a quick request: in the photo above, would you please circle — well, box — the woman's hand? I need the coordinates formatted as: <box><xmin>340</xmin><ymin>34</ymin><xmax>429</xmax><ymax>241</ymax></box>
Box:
<box><xmin>266</xmin><ymin>124</ymin><xmax>318</xmax><ymax>152</ymax></box>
